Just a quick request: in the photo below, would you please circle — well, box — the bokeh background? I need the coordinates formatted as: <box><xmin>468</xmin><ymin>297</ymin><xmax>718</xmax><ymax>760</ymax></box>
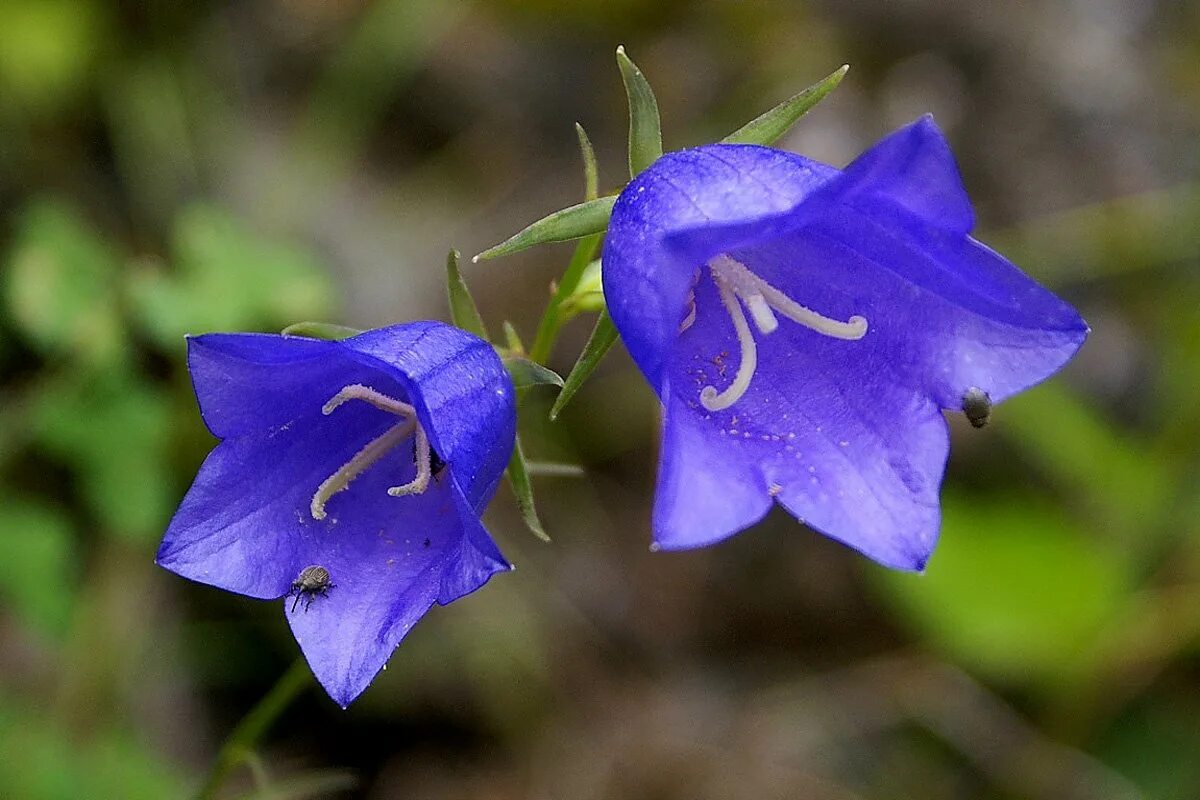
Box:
<box><xmin>1</xmin><ymin>1</ymin><xmax>1197</xmax><ymax>798</ymax></box>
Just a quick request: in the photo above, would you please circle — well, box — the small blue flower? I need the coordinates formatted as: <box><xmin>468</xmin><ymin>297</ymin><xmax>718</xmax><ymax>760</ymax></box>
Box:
<box><xmin>157</xmin><ymin>321</ymin><xmax>515</xmax><ymax>706</ymax></box>
<box><xmin>602</xmin><ymin>116</ymin><xmax>1088</xmax><ymax>570</ymax></box>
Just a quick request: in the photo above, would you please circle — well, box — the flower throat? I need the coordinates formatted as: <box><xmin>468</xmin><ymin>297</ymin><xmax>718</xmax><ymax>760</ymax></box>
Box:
<box><xmin>309</xmin><ymin>384</ymin><xmax>435</xmax><ymax>521</ymax></box>
<box><xmin>681</xmin><ymin>254</ymin><xmax>868</xmax><ymax>411</ymax></box>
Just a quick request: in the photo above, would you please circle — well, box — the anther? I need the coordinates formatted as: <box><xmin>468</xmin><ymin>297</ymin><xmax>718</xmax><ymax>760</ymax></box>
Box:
<box><xmin>309</xmin><ymin>384</ymin><xmax>438</xmax><ymax>521</ymax></box>
<box><xmin>697</xmin><ymin>255</ymin><xmax>868</xmax><ymax>411</ymax></box>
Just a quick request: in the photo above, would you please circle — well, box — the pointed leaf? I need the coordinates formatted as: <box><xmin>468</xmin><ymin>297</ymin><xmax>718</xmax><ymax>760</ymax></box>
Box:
<box><xmin>502</xmin><ymin>321</ymin><xmax>525</xmax><ymax>354</ymax></box>
<box><xmin>616</xmin><ymin>46</ymin><xmax>663</xmax><ymax>176</ymax></box>
<box><xmin>722</xmin><ymin>65</ymin><xmax>849</xmax><ymax>146</ymax></box>
<box><xmin>445</xmin><ymin>249</ymin><xmax>490</xmax><ymax>339</ymax></box>
<box><xmin>506</xmin><ymin>435</ymin><xmax>549</xmax><ymax>541</ymax></box>
<box><xmin>281</xmin><ymin>321</ymin><xmax>362</xmax><ymax>340</ymax></box>
<box><xmin>549</xmin><ymin>308</ymin><xmax>619</xmax><ymax>421</ymax></box>
<box><xmin>575</xmin><ymin>122</ymin><xmax>599</xmax><ymax>201</ymax></box>
<box><xmin>503</xmin><ymin>356</ymin><xmax>564</xmax><ymax>392</ymax></box>
<box><xmin>473</xmin><ymin>196</ymin><xmax>615</xmax><ymax>262</ymax></box>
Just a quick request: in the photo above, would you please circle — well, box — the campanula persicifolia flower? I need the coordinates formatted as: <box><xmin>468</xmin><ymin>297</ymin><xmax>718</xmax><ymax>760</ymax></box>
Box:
<box><xmin>157</xmin><ymin>321</ymin><xmax>515</xmax><ymax>706</ymax></box>
<box><xmin>602</xmin><ymin>116</ymin><xmax>1088</xmax><ymax>570</ymax></box>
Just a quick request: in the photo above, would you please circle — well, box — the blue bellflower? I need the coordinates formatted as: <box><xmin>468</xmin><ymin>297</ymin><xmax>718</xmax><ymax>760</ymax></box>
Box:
<box><xmin>602</xmin><ymin>117</ymin><xmax>1088</xmax><ymax>570</ymax></box>
<box><xmin>157</xmin><ymin>321</ymin><xmax>515</xmax><ymax>706</ymax></box>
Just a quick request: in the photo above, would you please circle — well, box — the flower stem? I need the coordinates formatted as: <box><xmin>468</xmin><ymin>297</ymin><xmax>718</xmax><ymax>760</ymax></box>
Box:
<box><xmin>529</xmin><ymin>233</ymin><xmax>603</xmax><ymax>364</ymax></box>
<box><xmin>194</xmin><ymin>658</ymin><xmax>312</xmax><ymax>800</ymax></box>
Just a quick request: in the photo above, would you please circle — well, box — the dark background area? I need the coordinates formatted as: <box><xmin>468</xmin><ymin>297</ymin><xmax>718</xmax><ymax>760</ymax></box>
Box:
<box><xmin>0</xmin><ymin>1</ymin><xmax>1197</xmax><ymax>797</ymax></box>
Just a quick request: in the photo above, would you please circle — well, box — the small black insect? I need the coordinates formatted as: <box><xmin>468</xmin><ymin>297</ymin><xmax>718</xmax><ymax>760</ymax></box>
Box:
<box><xmin>290</xmin><ymin>565</ymin><xmax>334</xmax><ymax>612</ymax></box>
<box><xmin>422</xmin><ymin>537</ymin><xmax>431</xmax><ymax>548</ymax></box>
<box><xmin>962</xmin><ymin>387</ymin><xmax>992</xmax><ymax>429</ymax></box>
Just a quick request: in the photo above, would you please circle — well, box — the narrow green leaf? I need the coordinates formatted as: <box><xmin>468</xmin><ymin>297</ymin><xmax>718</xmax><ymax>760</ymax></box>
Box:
<box><xmin>549</xmin><ymin>308</ymin><xmax>619</xmax><ymax>421</ymax></box>
<box><xmin>502</xmin><ymin>320</ymin><xmax>525</xmax><ymax>354</ymax></box>
<box><xmin>616</xmin><ymin>45</ymin><xmax>663</xmax><ymax>176</ymax></box>
<box><xmin>722</xmin><ymin>64</ymin><xmax>849</xmax><ymax>146</ymax></box>
<box><xmin>281</xmin><ymin>321</ymin><xmax>362</xmax><ymax>340</ymax></box>
<box><xmin>445</xmin><ymin>249</ymin><xmax>490</xmax><ymax>339</ymax></box>
<box><xmin>473</xmin><ymin>196</ymin><xmax>615</xmax><ymax>262</ymax></box>
<box><xmin>506</xmin><ymin>435</ymin><xmax>549</xmax><ymax>541</ymax></box>
<box><xmin>575</xmin><ymin>122</ymin><xmax>599</xmax><ymax>201</ymax></box>
<box><xmin>504</xmin><ymin>356</ymin><xmax>564</xmax><ymax>392</ymax></box>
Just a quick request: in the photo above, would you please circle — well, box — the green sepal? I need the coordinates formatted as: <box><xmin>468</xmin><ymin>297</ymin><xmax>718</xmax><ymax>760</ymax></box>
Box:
<box><xmin>280</xmin><ymin>321</ymin><xmax>362</xmax><ymax>340</ymax></box>
<box><xmin>502</xmin><ymin>320</ymin><xmax>525</xmax><ymax>354</ymax></box>
<box><xmin>506</xmin><ymin>434</ymin><xmax>549</xmax><ymax>541</ymax></box>
<box><xmin>473</xmin><ymin>196</ymin><xmax>615</xmax><ymax>263</ymax></box>
<box><xmin>616</xmin><ymin>45</ymin><xmax>663</xmax><ymax>177</ymax></box>
<box><xmin>549</xmin><ymin>308</ymin><xmax>619</xmax><ymax>421</ymax></box>
<box><xmin>445</xmin><ymin>249</ymin><xmax>490</xmax><ymax>339</ymax></box>
<box><xmin>575</xmin><ymin>123</ymin><xmax>599</xmax><ymax>201</ymax></box>
<box><xmin>503</xmin><ymin>356</ymin><xmax>564</xmax><ymax>393</ymax></box>
<box><xmin>722</xmin><ymin>65</ymin><xmax>849</xmax><ymax>146</ymax></box>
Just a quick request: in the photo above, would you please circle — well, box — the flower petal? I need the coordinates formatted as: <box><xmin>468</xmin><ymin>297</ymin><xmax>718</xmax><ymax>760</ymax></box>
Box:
<box><xmin>286</xmin><ymin>481</ymin><xmax>508</xmax><ymax>707</ymax></box>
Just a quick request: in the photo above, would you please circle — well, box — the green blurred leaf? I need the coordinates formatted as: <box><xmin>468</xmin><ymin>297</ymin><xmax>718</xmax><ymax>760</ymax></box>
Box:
<box><xmin>3</xmin><ymin>200</ymin><xmax>125</xmax><ymax>365</ymax></box>
<box><xmin>0</xmin><ymin>0</ymin><xmax>107</xmax><ymax>114</ymax></box>
<box><xmin>0</xmin><ymin>696</ymin><xmax>187</xmax><ymax>799</ymax></box>
<box><xmin>0</xmin><ymin>499</ymin><xmax>76</xmax><ymax>637</ymax></box>
<box><xmin>280</xmin><ymin>321</ymin><xmax>362</xmax><ymax>341</ymax></box>
<box><xmin>722</xmin><ymin>65</ymin><xmax>849</xmax><ymax>145</ymax></box>
<box><xmin>504</xmin><ymin>357</ymin><xmax>564</xmax><ymax>393</ymax></box>
<box><xmin>575</xmin><ymin>122</ymin><xmax>599</xmax><ymax>201</ymax></box>
<box><xmin>616</xmin><ymin>46</ymin><xmax>663</xmax><ymax>177</ymax></box>
<box><xmin>549</xmin><ymin>308</ymin><xmax>619</xmax><ymax>421</ymax></box>
<box><xmin>128</xmin><ymin>204</ymin><xmax>335</xmax><ymax>347</ymax></box>
<box><xmin>473</xmin><ymin>196</ymin><xmax>616</xmax><ymax>262</ymax></box>
<box><xmin>506</xmin><ymin>435</ymin><xmax>549</xmax><ymax>541</ymax></box>
<box><xmin>1000</xmin><ymin>381</ymin><xmax>1174</xmax><ymax>546</ymax></box>
<box><xmin>32</xmin><ymin>371</ymin><xmax>173</xmax><ymax>540</ymax></box>
<box><xmin>445</xmin><ymin>249</ymin><xmax>490</xmax><ymax>339</ymax></box>
<box><xmin>875</xmin><ymin>497</ymin><xmax>1131</xmax><ymax>684</ymax></box>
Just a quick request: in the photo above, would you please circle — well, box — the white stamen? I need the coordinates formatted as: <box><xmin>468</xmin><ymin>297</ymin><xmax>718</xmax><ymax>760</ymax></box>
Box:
<box><xmin>697</xmin><ymin>255</ymin><xmax>868</xmax><ymax>410</ymax></box>
<box><xmin>322</xmin><ymin>383</ymin><xmax>415</xmax><ymax>417</ymax></box>
<box><xmin>388</xmin><ymin>423</ymin><xmax>431</xmax><ymax>497</ymax></box>
<box><xmin>311</xmin><ymin>419</ymin><xmax>414</xmax><ymax>520</ymax></box>
<box><xmin>309</xmin><ymin>384</ymin><xmax>436</xmax><ymax>520</ymax></box>
<box><xmin>700</xmin><ymin>279</ymin><xmax>758</xmax><ymax>411</ymax></box>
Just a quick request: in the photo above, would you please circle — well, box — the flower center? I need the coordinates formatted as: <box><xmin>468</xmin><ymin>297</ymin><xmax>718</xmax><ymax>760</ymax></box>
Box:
<box><xmin>680</xmin><ymin>254</ymin><xmax>868</xmax><ymax>411</ymax></box>
<box><xmin>309</xmin><ymin>384</ymin><xmax>436</xmax><ymax>521</ymax></box>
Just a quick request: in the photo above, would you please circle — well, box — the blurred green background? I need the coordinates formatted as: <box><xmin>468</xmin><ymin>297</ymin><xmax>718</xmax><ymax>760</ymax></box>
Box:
<box><xmin>0</xmin><ymin>1</ymin><xmax>1197</xmax><ymax>798</ymax></box>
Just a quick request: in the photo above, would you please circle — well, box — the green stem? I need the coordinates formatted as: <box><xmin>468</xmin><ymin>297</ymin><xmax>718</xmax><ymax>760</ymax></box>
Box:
<box><xmin>529</xmin><ymin>233</ymin><xmax>603</xmax><ymax>364</ymax></box>
<box><xmin>195</xmin><ymin>659</ymin><xmax>312</xmax><ymax>800</ymax></box>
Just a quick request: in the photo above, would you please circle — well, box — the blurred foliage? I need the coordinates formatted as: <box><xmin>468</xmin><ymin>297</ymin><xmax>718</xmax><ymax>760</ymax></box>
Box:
<box><xmin>0</xmin><ymin>0</ymin><xmax>1197</xmax><ymax>798</ymax></box>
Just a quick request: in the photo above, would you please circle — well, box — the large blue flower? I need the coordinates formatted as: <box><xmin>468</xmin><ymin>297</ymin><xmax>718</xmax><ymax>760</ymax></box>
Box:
<box><xmin>602</xmin><ymin>116</ymin><xmax>1087</xmax><ymax>570</ymax></box>
<box><xmin>157</xmin><ymin>321</ymin><xmax>515</xmax><ymax>706</ymax></box>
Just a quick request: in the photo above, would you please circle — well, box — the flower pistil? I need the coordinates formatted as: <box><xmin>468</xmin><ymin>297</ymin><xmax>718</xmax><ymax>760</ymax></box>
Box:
<box><xmin>686</xmin><ymin>254</ymin><xmax>868</xmax><ymax>411</ymax></box>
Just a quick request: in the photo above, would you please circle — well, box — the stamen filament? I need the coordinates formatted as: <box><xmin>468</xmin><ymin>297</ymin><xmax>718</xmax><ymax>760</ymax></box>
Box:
<box><xmin>696</xmin><ymin>254</ymin><xmax>869</xmax><ymax>411</ymax></box>
<box><xmin>700</xmin><ymin>279</ymin><xmax>758</xmax><ymax>411</ymax></box>
<box><xmin>388</xmin><ymin>423</ymin><xmax>431</xmax><ymax>497</ymax></box>
<box><xmin>310</xmin><ymin>418</ymin><xmax>415</xmax><ymax>520</ymax></box>
<box><xmin>309</xmin><ymin>384</ymin><xmax>438</xmax><ymax>521</ymax></box>
<box><xmin>322</xmin><ymin>383</ymin><xmax>415</xmax><ymax>417</ymax></box>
